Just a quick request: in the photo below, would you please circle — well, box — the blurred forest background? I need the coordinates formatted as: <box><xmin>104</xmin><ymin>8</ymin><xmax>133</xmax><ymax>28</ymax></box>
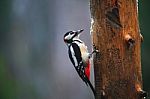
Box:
<box><xmin>0</xmin><ymin>0</ymin><xmax>149</xmax><ymax>99</ymax></box>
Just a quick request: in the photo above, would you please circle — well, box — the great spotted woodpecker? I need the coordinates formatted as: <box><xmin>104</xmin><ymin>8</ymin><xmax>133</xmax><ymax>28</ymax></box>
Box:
<box><xmin>64</xmin><ymin>29</ymin><xmax>96</xmax><ymax>96</ymax></box>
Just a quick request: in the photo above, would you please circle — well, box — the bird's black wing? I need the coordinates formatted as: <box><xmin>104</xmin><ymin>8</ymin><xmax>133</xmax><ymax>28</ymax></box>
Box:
<box><xmin>68</xmin><ymin>43</ymin><xmax>86</xmax><ymax>79</ymax></box>
<box><xmin>68</xmin><ymin>43</ymin><xmax>96</xmax><ymax>97</ymax></box>
<box><xmin>68</xmin><ymin>43</ymin><xmax>87</xmax><ymax>82</ymax></box>
<box><xmin>68</xmin><ymin>43</ymin><xmax>82</xmax><ymax>67</ymax></box>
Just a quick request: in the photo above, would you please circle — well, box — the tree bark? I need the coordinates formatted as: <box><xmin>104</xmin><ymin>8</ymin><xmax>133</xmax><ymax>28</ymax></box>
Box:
<box><xmin>90</xmin><ymin>0</ymin><xmax>146</xmax><ymax>99</ymax></box>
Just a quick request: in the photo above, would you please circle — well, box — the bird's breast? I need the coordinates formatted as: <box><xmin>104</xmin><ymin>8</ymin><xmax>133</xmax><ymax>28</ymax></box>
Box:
<box><xmin>79</xmin><ymin>44</ymin><xmax>89</xmax><ymax>64</ymax></box>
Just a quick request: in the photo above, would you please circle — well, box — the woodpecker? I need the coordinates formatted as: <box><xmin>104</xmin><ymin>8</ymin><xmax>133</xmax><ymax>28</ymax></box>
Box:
<box><xmin>64</xmin><ymin>29</ymin><xmax>96</xmax><ymax>96</ymax></box>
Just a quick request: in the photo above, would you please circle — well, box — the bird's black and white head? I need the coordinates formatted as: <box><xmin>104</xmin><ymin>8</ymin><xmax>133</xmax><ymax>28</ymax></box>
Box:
<box><xmin>64</xmin><ymin>29</ymin><xmax>83</xmax><ymax>44</ymax></box>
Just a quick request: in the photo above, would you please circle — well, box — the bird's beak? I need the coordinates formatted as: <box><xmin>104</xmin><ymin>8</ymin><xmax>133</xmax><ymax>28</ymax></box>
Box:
<box><xmin>77</xmin><ymin>29</ymin><xmax>84</xmax><ymax>35</ymax></box>
<box><xmin>75</xmin><ymin>29</ymin><xmax>84</xmax><ymax>38</ymax></box>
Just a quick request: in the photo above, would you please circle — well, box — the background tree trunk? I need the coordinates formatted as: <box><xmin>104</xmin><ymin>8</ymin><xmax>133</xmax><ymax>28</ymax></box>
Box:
<box><xmin>90</xmin><ymin>0</ymin><xmax>145</xmax><ymax>99</ymax></box>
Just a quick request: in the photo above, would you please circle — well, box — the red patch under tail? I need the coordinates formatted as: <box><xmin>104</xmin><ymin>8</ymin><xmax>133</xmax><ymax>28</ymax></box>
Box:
<box><xmin>85</xmin><ymin>60</ymin><xmax>90</xmax><ymax>80</ymax></box>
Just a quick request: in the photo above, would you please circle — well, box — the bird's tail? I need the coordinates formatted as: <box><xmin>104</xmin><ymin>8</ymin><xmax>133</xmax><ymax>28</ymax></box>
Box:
<box><xmin>85</xmin><ymin>76</ymin><xmax>96</xmax><ymax>97</ymax></box>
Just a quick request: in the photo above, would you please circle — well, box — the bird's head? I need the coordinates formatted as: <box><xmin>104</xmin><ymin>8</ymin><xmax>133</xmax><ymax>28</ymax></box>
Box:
<box><xmin>63</xmin><ymin>29</ymin><xmax>83</xmax><ymax>44</ymax></box>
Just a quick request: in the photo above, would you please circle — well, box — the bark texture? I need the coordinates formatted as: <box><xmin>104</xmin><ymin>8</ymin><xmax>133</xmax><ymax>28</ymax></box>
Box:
<box><xmin>90</xmin><ymin>0</ymin><xmax>144</xmax><ymax>99</ymax></box>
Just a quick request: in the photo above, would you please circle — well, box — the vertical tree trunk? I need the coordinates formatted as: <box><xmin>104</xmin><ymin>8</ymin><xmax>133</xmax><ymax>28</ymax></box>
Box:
<box><xmin>90</xmin><ymin>0</ymin><xmax>146</xmax><ymax>99</ymax></box>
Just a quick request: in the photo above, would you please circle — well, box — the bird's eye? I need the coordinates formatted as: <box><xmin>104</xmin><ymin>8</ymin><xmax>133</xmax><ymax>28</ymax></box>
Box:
<box><xmin>70</xmin><ymin>32</ymin><xmax>74</xmax><ymax>35</ymax></box>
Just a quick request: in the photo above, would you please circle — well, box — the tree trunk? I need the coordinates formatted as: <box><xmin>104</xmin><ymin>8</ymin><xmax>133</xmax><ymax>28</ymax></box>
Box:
<box><xmin>90</xmin><ymin>0</ymin><xmax>146</xmax><ymax>99</ymax></box>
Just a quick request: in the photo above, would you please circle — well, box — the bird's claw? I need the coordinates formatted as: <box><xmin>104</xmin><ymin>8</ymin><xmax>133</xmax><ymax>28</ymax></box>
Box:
<box><xmin>89</xmin><ymin>44</ymin><xmax>99</xmax><ymax>58</ymax></box>
<box><xmin>93</xmin><ymin>44</ymin><xmax>99</xmax><ymax>53</ymax></box>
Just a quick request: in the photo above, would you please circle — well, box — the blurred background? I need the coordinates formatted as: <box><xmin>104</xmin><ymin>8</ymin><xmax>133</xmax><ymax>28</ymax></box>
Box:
<box><xmin>0</xmin><ymin>0</ymin><xmax>149</xmax><ymax>99</ymax></box>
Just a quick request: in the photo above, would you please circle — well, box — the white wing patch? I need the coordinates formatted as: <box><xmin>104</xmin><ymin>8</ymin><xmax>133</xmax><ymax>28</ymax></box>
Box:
<box><xmin>70</xmin><ymin>45</ymin><xmax>78</xmax><ymax>67</ymax></box>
